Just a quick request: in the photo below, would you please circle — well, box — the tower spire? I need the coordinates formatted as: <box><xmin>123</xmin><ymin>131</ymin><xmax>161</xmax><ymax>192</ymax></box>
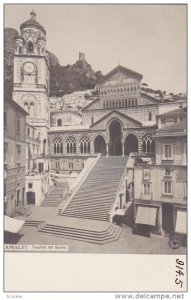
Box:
<box><xmin>30</xmin><ymin>10</ymin><xmax>36</xmax><ymax>20</ymax></box>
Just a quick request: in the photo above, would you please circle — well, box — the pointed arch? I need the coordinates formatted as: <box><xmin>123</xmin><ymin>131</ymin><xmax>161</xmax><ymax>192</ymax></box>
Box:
<box><xmin>53</xmin><ymin>136</ymin><xmax>63</xmax><ymax>154</ymax></box>
<box><xmin>142</xmin><ymin>133</ymin><xmax>155</xmax><ymax>153</ymax></box>
<box><xmin>80</xmin><ymin>136</ymin><xmax>90</xmax><ymax>154</ymax></box>
<box><xmin>66</xmin><ymin>136</ymin><xmax>76</xmax><ymax>154</ymax></box>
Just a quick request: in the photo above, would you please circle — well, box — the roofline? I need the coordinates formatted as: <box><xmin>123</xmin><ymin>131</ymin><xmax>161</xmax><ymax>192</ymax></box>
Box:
<box><xmin>6</xmin><ymin>98</ymin><xmax>29</xmax><ymax>115</ymax></box>
<box><xmin>100</xmin><ymin>65</ymin><xmax>143</xmax><ymax>85</ymax></box>
<box><xmin>82</xmin><ymin>98</ymin><xmax>100</xmax><ymax>110</ymax></box>
<box><xmin>141</xmin><ymin>93</ymin><xmax>161</xmax><ymax>103</ymax></box>
<box><xmin>153</xmin><ymin>132</ymin><xmax>186</xmax><ymax>138</ymax></box>
<box><xmin>90</xmin><ymin>109</ymin><xmax>142</xmax><ymax>128</ymax></box>
<box><xmin>158</xmin><ymin>109</ymin><xmax>187</xmax><ymax>117</ymax></box>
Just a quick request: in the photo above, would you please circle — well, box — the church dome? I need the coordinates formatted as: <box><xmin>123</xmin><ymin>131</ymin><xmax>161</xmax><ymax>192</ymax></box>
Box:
<box><xmin>20</xmin><ymin>11</ymin><xmax>46</xmax><ymax>36</ymax></box>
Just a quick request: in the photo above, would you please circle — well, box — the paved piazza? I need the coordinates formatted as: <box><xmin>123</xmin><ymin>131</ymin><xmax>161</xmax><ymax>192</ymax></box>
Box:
<box><xmin>14</xmin><ymin>206</ymin><xmax>186</xmax><ymax>255</ymax></box>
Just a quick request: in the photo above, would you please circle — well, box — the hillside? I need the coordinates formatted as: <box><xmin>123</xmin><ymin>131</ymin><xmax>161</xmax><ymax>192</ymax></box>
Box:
<box><xmin>4</xmin><ymin>28</ymin><xmax>103</xmax><ymax>97</ymax></box>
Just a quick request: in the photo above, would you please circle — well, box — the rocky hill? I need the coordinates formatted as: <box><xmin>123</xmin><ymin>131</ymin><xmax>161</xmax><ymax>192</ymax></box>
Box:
<box><xmin>4</xmin><ymin>27</ymin><xmax>103</xmax><ymax>97</ymax></box>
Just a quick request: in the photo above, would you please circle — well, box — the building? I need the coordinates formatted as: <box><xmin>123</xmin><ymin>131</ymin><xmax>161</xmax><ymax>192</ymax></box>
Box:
<box><xmin>133</xmin><ymin>109</ymin><xmax>187</xmax><ymax>236</ymax></box>
<box><xmin>50</xmin><ymin>108</ymin><xmax>82</xmax><ymax>127</ymax></box>
<box><xmin>12</xmin><ymin>10</ymin><xmax>51</xmax><ymax>205</ymax></box>
<box><xmin>4</xmin><ymin>96</ymin><xmax>28</xmax><ymax>217</ymax></box>
<box><xmin>49</xmin><ymin>65</ymin><xmax>158</xmax><ymax>173</ymax></box>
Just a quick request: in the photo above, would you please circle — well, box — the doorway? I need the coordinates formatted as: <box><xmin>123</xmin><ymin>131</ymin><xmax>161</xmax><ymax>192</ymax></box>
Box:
<box><xmin>162</xmin><ymin>203</ymin><xmax>174</xmax><ymax>234</ymax></box>
<box><xmin>109</xmin><ymin>120</ymin><xmax>122</xmax><ymax>155</ymax></box>
<box><xmin>124</xmin><ymin>134</ymin><xmax>138</xmax><ymax>155</ymax></box>
<box><xmin>27</xmin><ymin>191</ymin><xmax>35</xmax><ymax>205</ymax></box>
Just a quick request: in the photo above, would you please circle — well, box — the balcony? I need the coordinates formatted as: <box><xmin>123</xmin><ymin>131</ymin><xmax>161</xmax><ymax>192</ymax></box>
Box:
<box><xmin>140</xmin><ymin>192</ymin><xmax>153</xmax><ymax>200</ymax></box>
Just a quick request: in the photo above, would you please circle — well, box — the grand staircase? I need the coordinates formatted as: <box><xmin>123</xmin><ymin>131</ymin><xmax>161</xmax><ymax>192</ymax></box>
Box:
<box><xmin>41</xmin><ymin>182</ymin><xmax>68</xmax><ymax>207</ymax></box>
<box><xmin>23</xmin><ymin>157</ymin><xmax>128</xmax><ymax>245</ymax></box>
<box><xmin>61</xmin><ymin>156</ymin><xmax>128</xmax><ymax>221</ymax></box>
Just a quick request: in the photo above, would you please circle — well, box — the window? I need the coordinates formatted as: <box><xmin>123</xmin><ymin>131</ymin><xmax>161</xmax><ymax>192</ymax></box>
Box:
<box><xmin>17</xmin><ymin>119</ymin><xmax>21</xmax><ymax>134</ymax></box>
<box><xmin>55</xmin><ymin>161</ymin><xmax>60</xmax><ymax>170</ymax></box>
<box><xmin>4</xmin><ymin>143</ymin><xmax>8</xmax><ymax>163</ymax></box>
<box><xmin>69</xmin><ymin>162</ymin><xmax>74</xmax><ymax>169</ymax></box>
<box><xmin>80</xmin><ymin>136</ymin><xmax>90</xmax><ymax>154</ymax></box>
<box><xmin>53</xmin><ymin>137</ymin><xmax>63</xmax><ymax>154</ymax></box>
<box><xmin>66</xmin><ymin>136</ymin><xmax>76</xmax><ymax>154</ymax></box>
<box><xmin>38</xmin><ymin>163</ymin><xmax>44</xmax><ymax>173</ymax></box>
<box><xmin>27</xmin><ymin>42</ymin><xmax>34</xmax><ymax>53</ymax></box>
<box><xmin>163</xmin><ymin>181</ymin><xmax>172</xmax><ymax>195</ymax></box>
<box><xmin>143</xmin><ymin>168</ymin><xmax>151</xmax><ymax>180</ymax></box>
<box><xmin>28</xmin><ymin>183</ymin><xmax>33</xmax><ymax>189</ymax></box>
<box><xmin>28</xmin><ymin>146</ymin><xmax>31</xmax><ymax>159</ymax></box>
<box><xmin>27</xmin><ymin>128</ymin><xmax>30</xmax><ymax>136</ymax></box>
<box><xmin>143</xmin><ymin>182</ymin><xmax>151</xmax><ymax>194</ymax></box>
<box><xmin>149</xmin><ymin>112</ymin><xmax>152</xmax><ymax>121</ymax></box>
<box><xmin>163</xmin><ymin>144</ymin><xmax>173</xmax><ymax>160</ymax></box>
<box><xmin>184</xmin><ymin>182</ymin><xmax>187</xmax><ymax>198</ymax></box>
<box><xmin>165</xmin><ymin>119</ymin><xmax>174</xmax><ymax>126</ymax></box>
<box><xmin>16</xmin><ymin>145</ymin><xmax>21</xmax><ymax>162</ymax></box>
<box><xmin>4</xmin><ymin>112</ymin><xmax>7</xmax><ymax>128</ymax></box>
<box><xmin>57</xmin><ymin>119</ymin><xmax>62</xmax><ymax>126</ymax></box>
<box><xmin>165</xmin><ymin>168</ymin><xmax>172</xmax><ymax>176</ymax></box>
<box><xmin>142</xmin><ymin>133</ymin><xmax>155</xmax><ymax>153</ymax></box>
<box><xmin>19</xmin><ymin>46</ymin><xmax>22</xmax><ymax>54</ymax></box>
<box><xmin>183</xmin><ymin>143</ymin><xmax>187</xmax><ymax>165</ymax></box>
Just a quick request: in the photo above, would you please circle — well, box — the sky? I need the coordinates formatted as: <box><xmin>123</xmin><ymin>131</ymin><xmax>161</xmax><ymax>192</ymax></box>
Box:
<box><xmin>4</xmin><ymin>4</ymin><xmax>187</xmax><ymax>94</ymax></box>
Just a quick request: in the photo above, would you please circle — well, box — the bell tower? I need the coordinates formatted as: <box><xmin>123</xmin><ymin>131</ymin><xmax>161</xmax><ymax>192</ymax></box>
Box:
<box><xmin>13</xmin><ymin>11</ymin><xmax>50</xmax><ymax>158</ymax></box>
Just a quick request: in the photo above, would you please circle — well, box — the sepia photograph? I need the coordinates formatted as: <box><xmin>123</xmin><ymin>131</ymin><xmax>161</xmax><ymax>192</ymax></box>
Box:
<box><xmin>3</xmin><ymin>2</ymin><xmax>187</xmax><ymax>293</ymax></box>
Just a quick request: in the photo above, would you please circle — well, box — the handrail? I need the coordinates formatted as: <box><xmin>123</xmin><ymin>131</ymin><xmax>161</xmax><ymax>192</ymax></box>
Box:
<box><xmin>59</xmin><ymin>154</ymin><xmax>101</xmax><ymax>214</ymax></box>
<box><xmin>108</xmin><ymin>156</ymin><xmax>129</xmax><ymax>222</ymax></box>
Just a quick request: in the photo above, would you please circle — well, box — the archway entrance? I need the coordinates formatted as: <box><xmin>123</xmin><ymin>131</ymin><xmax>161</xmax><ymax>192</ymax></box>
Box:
<box><xmin>124</xmin><ymin>134</ymin><xmax>138</xmax><ymax>155</ymax></box>
<box><xmin>94</xmin><ymin>135</ymin><xmax>106</xmax><ymax>156</ymax></box>
<box><xmin>109</xmin><ymin>120</ymin><xmax>122</xmax><ymax>156</ymax></box>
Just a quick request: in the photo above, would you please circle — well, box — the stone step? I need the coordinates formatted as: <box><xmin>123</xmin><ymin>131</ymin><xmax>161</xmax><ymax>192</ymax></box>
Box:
<box><xmin>65</xmin><ymin>202</ymin><xmax>112</xmax><ymax>210</ymax></box>
<box><xmin>39</xmin><ymin>222</ymin><xmax>117</xmax><ymax>236</ymax></box>
<box><xmin>61</xmin><ymin>212</ymin><xmax>108</xmax><ymax>220</ymax></box>
<box><xmin>37</xmin><ymin>223</ymin><xmax>122</xmax><ymax>244</ymax></box>
<box><xmin>69</xmin><ymin>194</ymin><xmax>116</xmax><ymax>202</ymax></box>
<box><xmin>24</xmin><ymin>220</ymin><xmax>43</xmax><ymax>227</ymax></box>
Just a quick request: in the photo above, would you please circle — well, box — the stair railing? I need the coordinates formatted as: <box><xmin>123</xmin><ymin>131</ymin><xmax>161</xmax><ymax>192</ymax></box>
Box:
<box><xmin>108</xmin><ymin>157</ymin><xmax>129</xmax><ymax>222</ymax></box>
<box><xmin>59</xmin><ymin>154</ymin><xmax>101</xmax><ymax>215</ymax></box>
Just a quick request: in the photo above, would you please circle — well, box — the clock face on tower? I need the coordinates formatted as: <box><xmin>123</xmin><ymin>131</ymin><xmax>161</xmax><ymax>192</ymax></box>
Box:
<box><xmin>23</xmin><ymin>62</ymin><xmax>35</xmax><ymax>74</ymax></box>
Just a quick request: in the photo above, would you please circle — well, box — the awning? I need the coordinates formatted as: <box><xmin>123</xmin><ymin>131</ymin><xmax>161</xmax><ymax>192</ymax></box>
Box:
<box><xmin>4</xmin><ymin>216</ymin><xmax>25</xmax><ymax>233</ymax></box>
<box><xmin>135</xmin><ymin>206</ymin><xmax>157</xmax><ymax>226</ymax></box>
<box><xmin>175</xmin><ymin>210</ymin><xmax>187</xmax><ymax>234</ymax></box>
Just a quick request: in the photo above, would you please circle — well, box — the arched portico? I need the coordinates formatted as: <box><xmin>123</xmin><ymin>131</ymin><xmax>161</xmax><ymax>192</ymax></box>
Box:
<box><xmin>124</xmin><ymin>133</ymin><xmax>138</xmax><ymax>155</ymax></box>
<box><xmin>109</xmin><ymin>120</ymin><xmax>122</xmax><ymax>156</ymax></box>
<box><xmin>94</xmin><ymin>135</ymin><xmax>106</xmax><ymax>156</ymax></box>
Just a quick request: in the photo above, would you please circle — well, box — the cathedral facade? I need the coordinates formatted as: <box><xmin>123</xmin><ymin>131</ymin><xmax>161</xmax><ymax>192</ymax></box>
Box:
<box><xmin>50</xmin><ymin>65</ymin><xmax>158</xmax><ymax>173</ymax></box>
